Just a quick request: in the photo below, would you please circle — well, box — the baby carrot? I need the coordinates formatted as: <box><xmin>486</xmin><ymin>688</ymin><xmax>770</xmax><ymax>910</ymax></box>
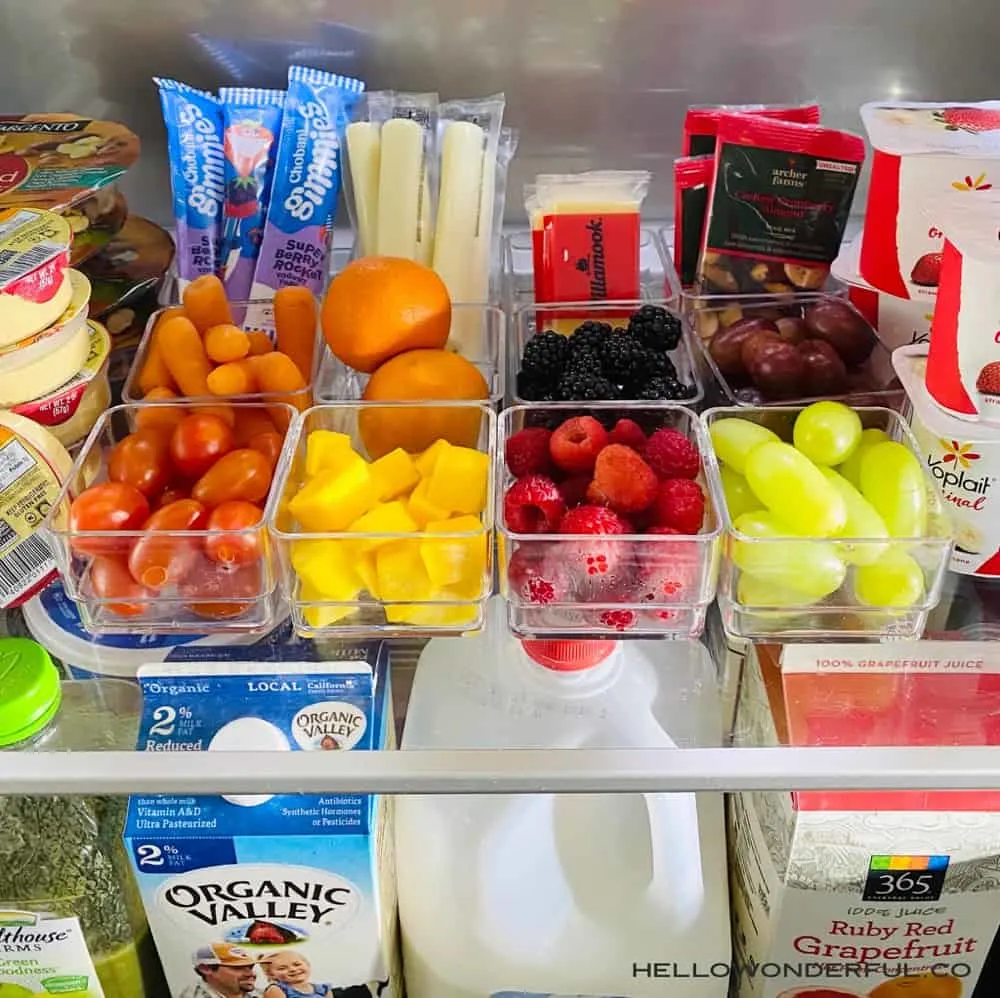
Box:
<box><xmin>246</xmin><ymin>331</ymin><xmax>275</xmax><ymax>356</ymax></box>
<box><xmin>136</xmin><ymin>307</ymin><xmax>185</xmax><ymax>394</ymax></box>
<box><xmin>249</xmin><ymin>352</ymin><xmax>309</xmax><ymax>430</ymax></box>
<box><xmin>274</xmin><ymin>286</ymin><xmax>317</xmax><ymax>381</ymax></box>
<box><xmin>157</xmin><ymin>315</ymin><xmax>214</xmax><ymax>397</ymax></box>
<box><xmin>207</xmin><ymin>359</ymin><xmax>257</xmax><ymax>396</ymax></box>
<box><xmin>135</xmin><ymin>387</ymin><xmax>185</xmax><ymax>431</ymax></box>
<box><xmin>182</xmin><ymin>275</ymin><xmax>233</xmax><ymax>334</ymax></box>
<box><xmin>233</xmin><ymin>406</ymin><xmax>277</xmax><ymax>446</ymax></box>
<box><xmin>204</xmin><ymin>324</ymin><xmax>250</xmax><ymax>364</ymax></box>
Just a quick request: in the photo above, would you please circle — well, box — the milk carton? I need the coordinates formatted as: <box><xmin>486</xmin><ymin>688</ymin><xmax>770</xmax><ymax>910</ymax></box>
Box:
<box><xmin>124</xmin><ymin>651</ymin><xmax>399</xmax><ymax>998</ymax></box>
<box><xmin>730</xmin><ymin>642</ymin><xmax>1000</xmax><ymax>998</ymax></box>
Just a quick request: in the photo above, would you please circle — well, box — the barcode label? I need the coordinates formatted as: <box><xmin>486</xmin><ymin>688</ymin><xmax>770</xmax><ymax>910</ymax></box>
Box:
<box><xmin>0</xmin><ymin>531</ymin><xmax>54</xmax><ymax>605</ymax></box>
<box><xmin>0</xmin><ymin>242</ymin><xmax>60</xmax><ymax>286</ymax></box>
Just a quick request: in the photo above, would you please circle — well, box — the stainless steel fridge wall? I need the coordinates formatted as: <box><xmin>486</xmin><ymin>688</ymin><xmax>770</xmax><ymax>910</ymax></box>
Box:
<box><xmin>0</xmin><ymin>0</ymin><xmax>991</xmax><ymax>223</ymax></box>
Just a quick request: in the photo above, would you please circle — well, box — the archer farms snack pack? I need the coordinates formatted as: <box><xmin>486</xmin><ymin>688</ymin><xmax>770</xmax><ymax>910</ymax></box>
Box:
<box><xmin>124</xmin><ymin>654</ymin><xmax>400</xmax><ymax>998</ymax></box>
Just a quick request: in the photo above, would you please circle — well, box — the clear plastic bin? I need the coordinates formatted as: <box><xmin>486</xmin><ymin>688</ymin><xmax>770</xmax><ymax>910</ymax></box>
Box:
<box><xmin>498</xmin><ymin>402</ymin><xmax>723</xmax><ymax>638</ymax></box>
<box><xmin>267</xmin><ymin>401</ymin><xmax>496</xmax><ymax>637</ymax></box>
<box><xmin>42</xmin><ymin>402</ymin><xmax>291</xmax><ymax>635</ymax></box>
<box><xmin>685</xmin><ymin>292</ymin><xmax>901</xmax><ymax>410</ymax></box>
<box><xmin>316</xmin><ymin>303</ymin><xmax>506</xmax><ymax>406</ymax></box>
<box><xmin>503</xmin><ymin>227</ymin><xmax>681</xmax><ymax>312</ymax></box>
<box><xmin>121</xmin><ymin>298</ymin><xmax>322</xmax><ymax>408</ymax></box>
<box><xmin>511</xmin><ymin>300</ymin><xmax>703</xmax><ymax>408</ymax></box>
<box><xmin>702</xmin><ymin>405</ymin><xmax>954</xmax><ymax>641</ymax></box>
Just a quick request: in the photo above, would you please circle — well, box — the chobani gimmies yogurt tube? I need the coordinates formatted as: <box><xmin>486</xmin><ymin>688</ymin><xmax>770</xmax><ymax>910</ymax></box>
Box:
<box><xmin>895</xmin><ymin>344</ymin><xmax>1000</xmax><ymax>577</ymax></box>
<box><xmin>859</xmin><ymin>100</ymin><xmax>1000</xmax><ymax>301</ymax></box>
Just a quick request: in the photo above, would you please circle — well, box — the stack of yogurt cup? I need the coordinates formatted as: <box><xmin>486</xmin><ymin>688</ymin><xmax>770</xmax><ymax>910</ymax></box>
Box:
<box><xmin>0</xmin><ymin>207</ymin><xmax>112</xmax><ymax>464</ymax></box>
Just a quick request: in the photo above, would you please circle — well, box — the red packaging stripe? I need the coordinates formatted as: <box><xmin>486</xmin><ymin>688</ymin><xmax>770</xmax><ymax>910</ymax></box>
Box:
<box><xmin>859</xmin><ymin>150</ymin><xmax>908</xmax><ymax>298</ymax></box>
<box><xmin>926</xmin><ymin>238</ymin><xmax>977</xmax><ymax>416</ymax></box>
<box><xmin>715</xmin><ymin>113</ymin><xmax>866</xmax><ymax>163</ymax></box>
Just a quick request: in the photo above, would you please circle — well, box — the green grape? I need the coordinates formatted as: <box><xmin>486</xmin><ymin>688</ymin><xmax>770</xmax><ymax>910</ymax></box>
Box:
<box><xmin>792</xmin><ymin>401</ymin><xmax>863</xmax><ymax>466</ymax></box>
<box><xmin>854</xmin><ymin>550</ymin><xmax>925</xmax><ymax>607</ymax></box>
<box><xmin>859</xmin><ymin>441</ymin><xmax>928</xmax><ymax>538</ymax></box>
<box><xmin>732</xmin><ymin>511</ymin><xmax>847</xmax><ymax>599</ymax></box>
<box><xmin>819</xmin><ymin>466</ymin><xmax>890</xmax><ymax>565</ymax></box>
<box><xmin>744</xmin><ymin>441</ymin><xmax>847</xmax><ymax>537</ymax></box>
<box><xmin>719</xmin><ymin>464</ymin><xmax>763</xmax><ymax>521</ymax></box>
<box><xmin>837</xmin><ymin>427</ymin><xmax>890</xmax><ymax>487</ymax></box>
<box><xmin>708</xmin><ymin>418</ymin><xmax>779</xmax><ymax>475</ymax></box>
<box><xmin>737</xmin><ymin>573</ymin><xmax>821</xmax><ymax>608</ymax></box>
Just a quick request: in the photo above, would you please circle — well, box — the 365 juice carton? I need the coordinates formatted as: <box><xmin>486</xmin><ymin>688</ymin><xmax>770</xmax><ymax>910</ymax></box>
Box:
<box><xmin>730</xmin><ymin>641</ymin><xmax>1000</xmax><ymax>998</ymax></box>
<box><xmin>124</xmin><ymin>653</ymin><xmax>399</xmax><ymax>998</ymax></box>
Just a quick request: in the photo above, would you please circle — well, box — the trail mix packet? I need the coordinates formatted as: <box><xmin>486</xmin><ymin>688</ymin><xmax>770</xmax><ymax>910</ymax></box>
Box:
<box><xmin>682</xmin><ymin>102</ymin><xmax>821</xmax><ymax>157</ymax></box>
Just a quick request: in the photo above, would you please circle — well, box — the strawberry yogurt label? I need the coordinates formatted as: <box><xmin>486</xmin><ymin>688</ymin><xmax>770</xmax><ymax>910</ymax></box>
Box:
<box><xmin>859</xmin><ymin>101</ymin><xmax>1000</xmax><ymax>302</ymax></box>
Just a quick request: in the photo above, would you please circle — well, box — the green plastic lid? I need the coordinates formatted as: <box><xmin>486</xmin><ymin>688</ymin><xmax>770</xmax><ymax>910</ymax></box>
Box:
<box><xmin>0</xmin><ymin>637</ymin><xmax>61</xmax><ymax>747</ymax></box>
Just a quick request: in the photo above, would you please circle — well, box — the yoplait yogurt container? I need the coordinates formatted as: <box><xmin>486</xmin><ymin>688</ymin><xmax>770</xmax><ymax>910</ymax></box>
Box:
<box><xmin>922</xmin><ymin>191</ymin><xmax>1000</xmax><ymax>425</ymax></box>
<box><xmin>859</xmin><ymin>100</ymin><xmax>1000</xmax><ymax>302</ymax></box>
<box><xmin>832</xmin><ymin>235</ymin><xmax>933</xmax><ymax>350</ymax></box>
<box><xmin>894</xmin><ymin>344</ymin><xmax>1000</xmax><ymax>578</ymax></box>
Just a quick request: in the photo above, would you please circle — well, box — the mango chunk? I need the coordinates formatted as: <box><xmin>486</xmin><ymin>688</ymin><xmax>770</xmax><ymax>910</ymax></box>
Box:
<box><xmin>370</xmin><ymin>447</ymin><xmax>421</xmax><ymax>501</ymax></box>
<box><xmin>386</xmin><ymin>589</ymin><xmax>480</xmax><ymax>626</ymax></box>
<box><xmin>407</xmin><ymin>478</ymin><xmax>451</xmax><ymax>527</ymax></box>
<box><xmin>347</xmin><ymin>500</ymin><xmax>419</xmax><ymax>553</ymax></box>
<box><xmin>305</xmin><ymin>430</ymin><xmax>356</xmax><ymax>478</ymax></box>
<box><xmin>376</xmin><ymin>540</ymin><xmax>434</xmax><ymax>603</ymax></box>
<box><xmin>291</xmin><ymin>539</ymin><xmax>361</xmax><ymax>601</ymax></box>
<box><xmin>426</xmin><ymin>445</ymin><xmax>489</xmax><ymax>515</ymax></box>
<box><xmin>416</xmin><ymin>438</ymin><xmax>451</xmax><ymax>478</ymax></box>
<box><xmin>356</xmin><ymin>553</ymin><xmax>381</xmax><ymax>599</ymax></box>
<box><xmin>301</xmin><ymin>582</ymin><xmax>358</xmax><ymax>627</ymax></box>
<box><xmin>288</xmin><ymin>453</ymin><xmax>378</xmax><ymax>531</ymax></box>
<box><xmin>420</xmin><ymin>515</ymin><xmax>487</xmax><ymax>593</ymax></box>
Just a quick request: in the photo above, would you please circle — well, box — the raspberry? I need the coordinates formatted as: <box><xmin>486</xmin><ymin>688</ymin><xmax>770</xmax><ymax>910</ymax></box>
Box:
<box><xmin>549</xmin><ymin>416</ymin><xmax>609</xmax><ymax>474</ymax></box>
<box><xmin>977</xmin><ymin>362</ymin><xmax>1000</xmax><ymax>396</ymax></box>
<box><xmin>505</xmin><ymin>427</ymin><xmax>553</xmax><ymax>478</ymax></box>
<box><xmin>508</xmin><ymin>543</ymin><xmax>571</xmax><ymax>605</ymax></box>
<box><xmin>608</xmin><ymin>418</ymin><xmax>647</xmax><ymax>450</ymax></box>
<box><xmin>558</xmin><ymin>474</ymin><xmax>591</xmax><ymax>507</ymax></box>
<box><xmin>635</xmin><ymin>528</ymin><xmax>701</xmax><ymax>605</ymax></box>
<box><xmin>591</xmin><ymin>444</ymin><xmax>658</xmax><ymax>514</ymax></box>
<box><xmin>503</xmin><ymin>474</ymin><xmax>566</xmax><ymax>534</ymax></box>
<box><xmin>558</xmin><ymin>504</ymin><xmax>634</xmax><ymax>600</ymax></box>
<box><xmin>599</xmin><ymin>608</ymin><xmax>637</xmax><ymax>632</ymax></box>
<box><xmin>643</xmin><ymin>428</ymin><xmax>701</xmax><ymax>480</ymax></box>
<box><xmin>650</xmin><ymin>479</ymin><xmax>706</xmax><ymax>534</ymax></box>
<box><xmin>559</xmin><ymin>504</ymin><xmax>632</xmax><ymax>536</ymax></box>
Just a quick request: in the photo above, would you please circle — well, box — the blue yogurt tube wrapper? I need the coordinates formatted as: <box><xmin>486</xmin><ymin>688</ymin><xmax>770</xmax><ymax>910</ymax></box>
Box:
<box><xmin>155</xmin><ymin>77</ymin><xmax>226</xmax><ymax>290</ymax></box>
<box><xmin>245</xmin><ymin>65</ymin><xmax>365</xmax><ymax>332</ymax></box>
<box><xmin>219</xmin><ymin>87</ymin><xmax>285</xmax><ymax>320</ymax></box>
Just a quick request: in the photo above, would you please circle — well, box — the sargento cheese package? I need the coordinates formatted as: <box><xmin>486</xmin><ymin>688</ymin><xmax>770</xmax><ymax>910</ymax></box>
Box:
<box><xmin>124</xmin><ymin>652</ymin><xmax>401</xmax><ymax>998</ymax></box>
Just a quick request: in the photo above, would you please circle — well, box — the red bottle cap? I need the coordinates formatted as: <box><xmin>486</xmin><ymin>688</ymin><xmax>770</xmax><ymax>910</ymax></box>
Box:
<box><xmin>521</xmin><ymin>639</ymin><xmax>616</xmax><ymax>672</ymax></box>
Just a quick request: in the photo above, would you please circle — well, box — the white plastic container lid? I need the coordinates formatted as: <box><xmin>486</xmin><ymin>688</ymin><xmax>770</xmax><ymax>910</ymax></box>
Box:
<box><xmin>861</xmin><ymin>100</ymin><xmax>1000</xmax><ymax>156</ymax></box>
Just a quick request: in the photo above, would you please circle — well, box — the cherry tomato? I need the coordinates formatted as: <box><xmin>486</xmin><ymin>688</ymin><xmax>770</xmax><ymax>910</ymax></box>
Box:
<box><xmin>154</xmin><ymin>484</ymin><xmax>190</xmax><ymax>509</ymax></box>
<box><xmin>181</xmin><ymin>561</ymin><xmax>262</xmax><ymax>619</ymax></box>
<box><xmin>127</xmin><ymin>498</ymin><xmax>208</xmax><ymax>590</ymax></box>
<box><xmin>89</xmin><ymin>555</ymin><xmax>152</xmax><ymax>617</ymax></box>
<box><xmin>108</xmin><ymin>428</ymin><xmax>173</xmax><ymax>498</ymax></box>
<box><xmin>203</xmin><ymin>500</ymin><xmax>264</xmax><ymax>566</ymax></box>
<box><xmin>248</xmin><ymin>430</ymin><xmax>284</xmax><ymax>472</ymax></box>
<box><xmin>170</xmin><ymin>413</ymin><xmax>234</xmax><ymax>479</ymax></box>
<box><xmin>191</xmin><ymin>449</ymin><xmax>272</xmax><ymax>506</ymax></box>
<box><xmin>69</xmin><ymin>482</ymin><xmax>150</xmax><ymax>556</ymax></box>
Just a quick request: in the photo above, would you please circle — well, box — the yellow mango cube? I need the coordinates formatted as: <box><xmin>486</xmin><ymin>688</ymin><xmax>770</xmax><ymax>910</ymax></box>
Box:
<box><xmin>426</xmin><ymin>445</ymin><xmax>490</xmax><ymax>515</ymax></box>
<box><xmin>301</xmin><ymin>582</ymin><xmax>358</xmax><ymax>628</ymax></box>
<box><xmin>376</xmin><ymin>540</ymin><xmax>434</xmax><ymax>603</ymax></box>
<box><xmin>305</xmin><ymin>430</ymin><xmax>356</xmax><ymax>478</ymax></box>
<box><xmin>415</xmin><ymin>438</ymin><xmax>451</xmax><ymax>478</ymax></box>
<box><xmin>370</xmin><ymin>448</ymin><xmax>421</xmax><ymax>501</ymax></box>
<box><xmin>291</xmin><ymin>539</ymin><xmax>361</xmax><ymax>601</ymax></box>
<box><xmin>356</xmin><ymin>553</ymin><xmax>380</xmax><ymax>599</ymax></box>
<box><xmin>420</xmin><ymin>516</ymin><xmax>487</xmax><ymax>592</ymax></box>
<box><xmin>385</xmin><ymin>589</ymin><xmax>480</xmax><ymax>626</ymax></box>
<box><xmin>347</xmin><ymin>501</ymin><xmax>419</xmax><ymax>553</ymax></box>
<box><xmin>407</xmin><ymin>478</ymin><xmax>451</xmax><ymax>527</ymax></box>
<box><xmin>288</xmin><ymin>454</ymin><xmax>378</xmax><ymax>531</ymax></box>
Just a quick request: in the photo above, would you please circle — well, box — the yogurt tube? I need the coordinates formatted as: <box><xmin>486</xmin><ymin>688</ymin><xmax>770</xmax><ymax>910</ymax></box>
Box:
<box><xmin>831</xmin><ymin>236</ymin><xmax>933</xmax><ymax>350</ymax></box>
<box><xmin>859</xmin><ymin>100</ymin><xmax>1000</xmax><ymax>301</ymax></box>
<box><xmin>245</xmin><ymin>66</ymin><xmax>364</xmax><ymax>331</ymax></box>
<box><xmin>894</xmin><ymin>344</ymin><xmax>1000</xmax><ymax>577</ymax></box>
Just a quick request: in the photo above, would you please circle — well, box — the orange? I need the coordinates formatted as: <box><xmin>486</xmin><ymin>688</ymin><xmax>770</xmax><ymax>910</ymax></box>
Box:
<box><xmin>359</xmin><ymin>348</ymin><xmax>489</xmax><ymax>458</ymax></box>
<box><xmin>322</xmin><ymin>256</ymin><xmax>451</xmax><ymax>373</ymax></box>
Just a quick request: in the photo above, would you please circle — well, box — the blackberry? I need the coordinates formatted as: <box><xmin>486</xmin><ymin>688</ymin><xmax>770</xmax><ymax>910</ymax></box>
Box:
<box><xmin>563</xmin><ymin>347</ymin><xmax>603</xmax><ymax>375</ymax></box>
<box><xmin>517</xmin><ymin>370</ymin><xmax>556</xmax><ymax>401</ymax></box>
<box><xmin>641</xmin><ymin>351</ymin><xmax>677</xmax><ymax>382</ymax></box>
<box><xmin>567</xmin><ymin>320</ymin><xmax>612</xmax><ymax>357</ymax></box>
<box><xmin>634</xmin><ymin>376</ymin><xmax>694</xmax><ymax>401</ymax></box>
<box><xmin>556</xmin><ymin>369</ymin><xmax>620</xmax><ymax>402</ymax></box>
<box><xmin>520</xmin><ymin>331</ymin><xmax>568</xmax><ymax>383</ymax></box>
<box><xmin>628</xmin><ymin>304</ymin><xmax>682</xmax><ymax>352</ymax></box>
<box><xmin>599</xmin><ymin>334</ymin><xmax>648</xmax><ymax>385</ymax></box>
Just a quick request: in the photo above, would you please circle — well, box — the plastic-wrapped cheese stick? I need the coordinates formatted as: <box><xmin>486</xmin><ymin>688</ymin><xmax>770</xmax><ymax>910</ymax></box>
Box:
<box><xmin>470</xmin><ymin>126</ymin><xmax>518</xmax><ymax>306</ymax></box>
<box><xmin>345</xmin><ymin>120</ymin><xmax>380</xmax><ymax>256</ymax></box>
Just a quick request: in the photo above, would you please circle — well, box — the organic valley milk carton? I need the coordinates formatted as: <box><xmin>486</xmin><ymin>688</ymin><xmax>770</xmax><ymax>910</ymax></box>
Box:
<box><xmin>124</xmin><ymin>652</ymin><xmax>399</xmax><ymax>998</ymax></box>
<box><xmin>730</xmin><ymin>642</ymin><xmax>1000</xmax><ymax>998</ymax></box>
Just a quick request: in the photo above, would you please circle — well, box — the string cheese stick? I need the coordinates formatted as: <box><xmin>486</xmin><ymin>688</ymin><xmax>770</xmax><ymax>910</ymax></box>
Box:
<box><xmin>346</xmin><ymin>122</ymin><xmax>381</xmax><ymax>257</ymax></box>
<box><xmin>376</xmin><ymin>118</ymin><xmax>422</xmax><ymax>259</ymax></box>
<box><xmin>415</xmin><ymin>172</ymin><xmax>434</xmax><ymax>266</ymax></box>
<box><xmin>469</xmin><ymin>141</ymin><xmax>498</xmax><ymax>304</ymax></box>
